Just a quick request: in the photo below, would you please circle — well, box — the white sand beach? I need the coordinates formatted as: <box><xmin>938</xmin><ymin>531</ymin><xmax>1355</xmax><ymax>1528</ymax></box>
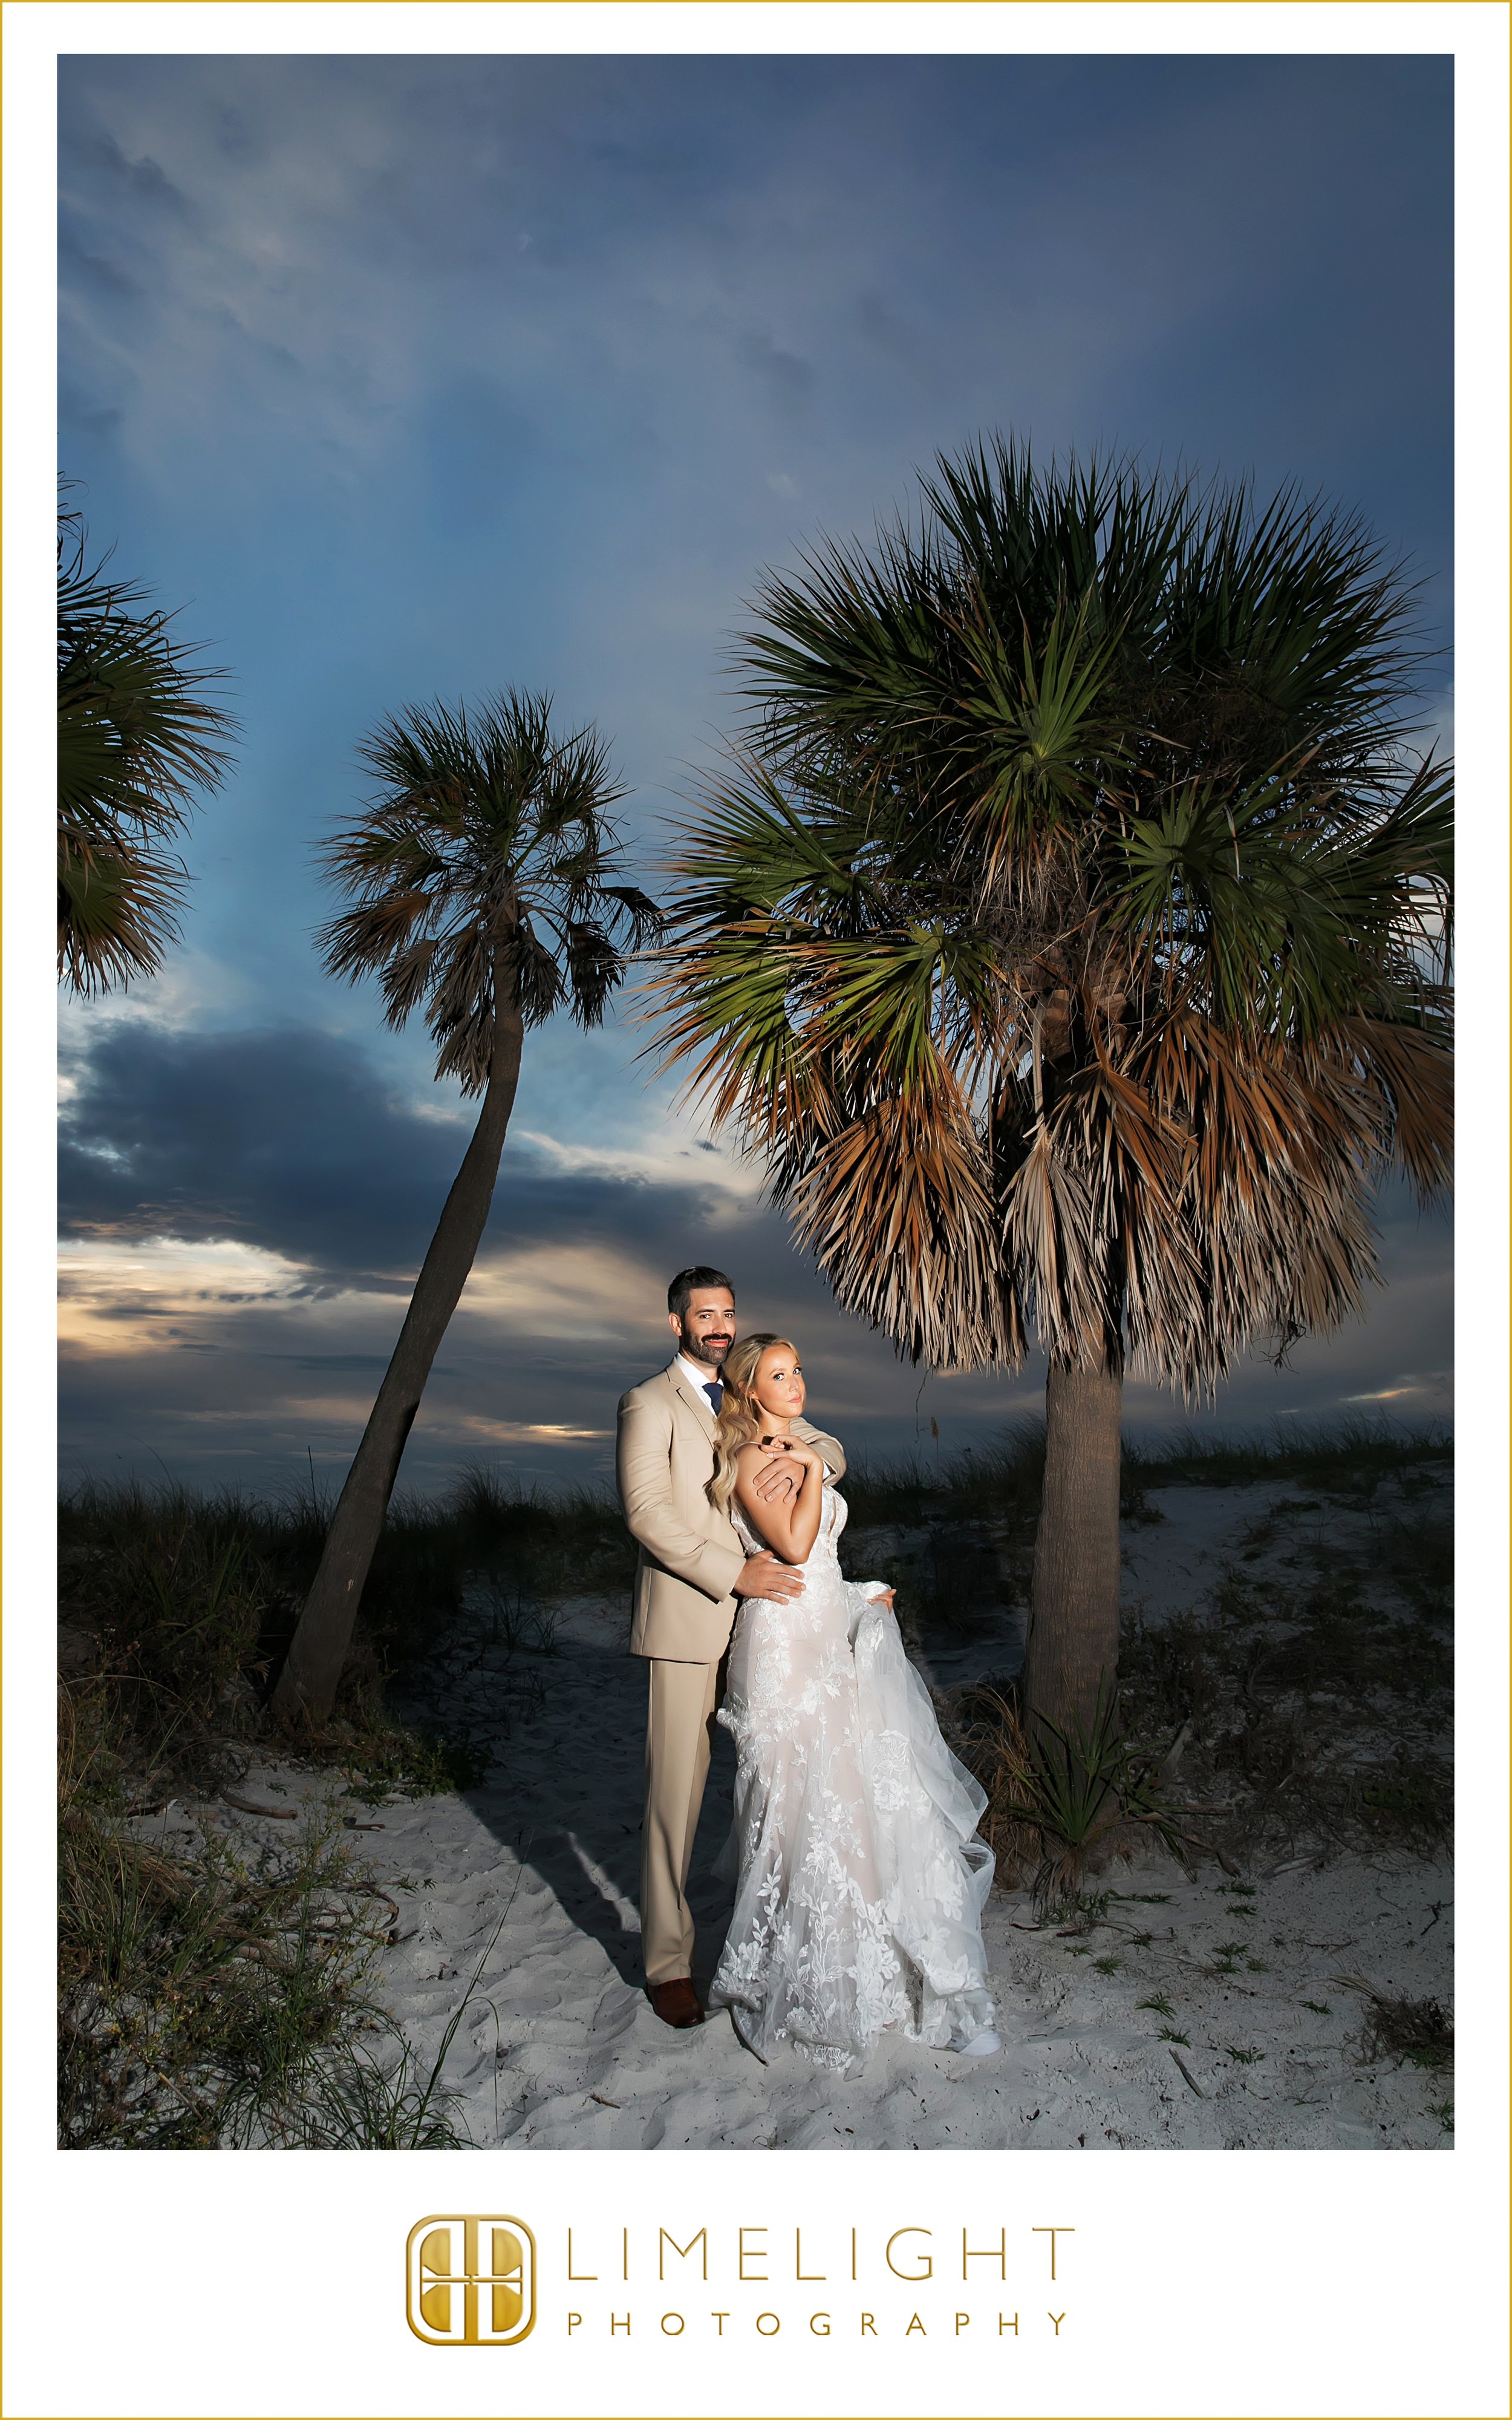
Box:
<box><xmin>148</xmin><ymin>1467</ymin><xmax>1453</xmax><ymax>2152</ymax></box>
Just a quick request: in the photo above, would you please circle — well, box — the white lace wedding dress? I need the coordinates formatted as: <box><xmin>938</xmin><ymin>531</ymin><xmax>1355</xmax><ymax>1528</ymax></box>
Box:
<box><xmin>708</xmin><ymin>1479</ymin><xmax>997</xmax><ymax>2067</ymax></box>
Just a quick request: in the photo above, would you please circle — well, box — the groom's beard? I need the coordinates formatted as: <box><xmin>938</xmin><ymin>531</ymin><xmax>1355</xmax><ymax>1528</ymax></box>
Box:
<box><xmin>681</xmin><ymin>1333</ymin><xmax>733</xmax><ymax>1368</ymax></box>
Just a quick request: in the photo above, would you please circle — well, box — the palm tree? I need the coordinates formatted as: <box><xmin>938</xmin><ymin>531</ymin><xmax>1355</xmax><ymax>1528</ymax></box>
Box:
<box><xmin>650</xmin><ymin>442</ymin><xmax>1452</xmax><ymax>1737</ymax></box>
<box><xmin>58</xmin><ymin>498</ymin><xmax>238</xmax><ymax>996</ymax></box>
<box><xmin>272</xmin><ymin>691</ymin><xmax>659</xmax><ymax>1727</ymax></box>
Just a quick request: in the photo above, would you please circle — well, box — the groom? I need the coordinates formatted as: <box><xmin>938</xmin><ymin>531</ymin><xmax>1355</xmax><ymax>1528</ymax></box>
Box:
<box><xmin>616</xmin><ymin>1265</ymin><xmax>846</xmax><ymax>2028</ymax></box>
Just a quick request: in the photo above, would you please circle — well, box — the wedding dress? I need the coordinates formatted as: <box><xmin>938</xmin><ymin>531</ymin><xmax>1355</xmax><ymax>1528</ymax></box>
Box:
<box><xmin>708</xmin><ymin>1479</ymin><xmax>999</xmax><ymax>2067</ymax></box>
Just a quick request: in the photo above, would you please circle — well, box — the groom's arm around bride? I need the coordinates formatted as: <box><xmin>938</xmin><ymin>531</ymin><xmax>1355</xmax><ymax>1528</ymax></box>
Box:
<box><xmin>616</xmin><ymin>1359</ymin><xmax>846</xmax><ymax>1660</ymax></box>
<box><xmin>615</xmin><ymin>1269</ymin><xmax>844</xmax><ymax>2024</ymax></box>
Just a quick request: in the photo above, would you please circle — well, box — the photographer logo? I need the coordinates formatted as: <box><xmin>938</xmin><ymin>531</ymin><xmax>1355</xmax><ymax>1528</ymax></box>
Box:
<box><xmin>406</xmin><ymin>2216</ymin><xmax>536</xmax><ymax>2346</ymax></box>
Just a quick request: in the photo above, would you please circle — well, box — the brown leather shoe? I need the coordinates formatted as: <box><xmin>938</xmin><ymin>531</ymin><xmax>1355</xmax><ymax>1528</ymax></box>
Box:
<box><xmin>648</xmin><ymin>1978</ymin><xmax>705</xmax><ymax>2029</ymax></box>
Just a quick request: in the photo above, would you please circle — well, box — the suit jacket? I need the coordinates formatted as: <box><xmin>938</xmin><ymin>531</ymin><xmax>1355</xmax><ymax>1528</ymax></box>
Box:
<box><xmin>617</xmin><ymin>1360</ymin><xmax>847</xmax><ymax>1664</ymax></box>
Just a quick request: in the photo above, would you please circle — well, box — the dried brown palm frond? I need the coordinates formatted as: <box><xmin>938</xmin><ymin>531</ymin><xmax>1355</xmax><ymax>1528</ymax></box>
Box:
<box><xmin>653</xmin><ymin>440</ymin><xmax>1452</xmax><ymax>1734</ymax></box>
<box><xmin>786</xmin><ymin>1086</ymin><xmax>1020</xmax><ymax>1372</ymax></box>
<box><xmin>947</xmin><ymin>1681</ymin><xmax>1044</xmax><ymax>1886</ymax></box>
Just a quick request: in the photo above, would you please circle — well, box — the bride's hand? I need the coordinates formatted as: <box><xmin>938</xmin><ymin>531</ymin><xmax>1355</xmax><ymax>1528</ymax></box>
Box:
<box><xmin>749</xmin><ymin>1437</ymin><xmax>824</xmax><ymax>1501</ymax></box>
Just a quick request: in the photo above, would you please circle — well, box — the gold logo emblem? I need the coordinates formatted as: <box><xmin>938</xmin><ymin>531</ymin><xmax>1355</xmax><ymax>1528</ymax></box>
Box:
<box><xmin>406</xmin><ymin>2216</ymin><xmax>536</xmax><ymax>2346</ymax></box>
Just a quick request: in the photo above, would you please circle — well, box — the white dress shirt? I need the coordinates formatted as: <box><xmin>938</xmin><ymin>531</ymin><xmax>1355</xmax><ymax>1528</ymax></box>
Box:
<box><xmin>676</xmin><ymin>1353</ymin><xmax>725</xmax><ymax>1411</ymax></box>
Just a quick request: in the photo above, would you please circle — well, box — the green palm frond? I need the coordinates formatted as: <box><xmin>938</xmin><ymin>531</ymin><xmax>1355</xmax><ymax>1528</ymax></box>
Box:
<box><xmin>57</xmin><ymin>503</ymin><xmax>239</xmax><ymax>996</ymax></box>
<box><xmin>1111</xmin><ymin>748</ymin><xmax>1453</xmax><ymax>1039</ymax></box>
<box><xmin>653</xmin><ymin>437</ymin><xmax>1452</xmax><ymax>1386</ymax></box>
<box><xmin>57</xmin><ymin>834</ymin><xmax>189</xmax><ymax>998</ymax></box>
<box><xmin>319</xmin><ymin>690</ymin><xmax>648</xmax><ymax>1090</ymax></box>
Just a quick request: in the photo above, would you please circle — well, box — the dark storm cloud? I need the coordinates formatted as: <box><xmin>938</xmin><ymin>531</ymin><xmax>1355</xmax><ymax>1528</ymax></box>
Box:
<box><xmin>58</xmin><ymin>1022</ymin><xmax>757</xmax><ymax>1294</ymax></box>
<box><xmin>57</xmin><ymin>1020</ymin><xmax>1450</xmax><ymax>1498</ymax></box>
<box><xmin>54</xmin><ymin>51</ymin><xmax>1453</xmax><ymax>1490</ymax></box>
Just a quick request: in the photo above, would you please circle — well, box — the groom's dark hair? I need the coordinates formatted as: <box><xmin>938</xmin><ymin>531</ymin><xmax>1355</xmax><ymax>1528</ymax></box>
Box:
<box><xmin>668</xmin><ymin>1265</ymin><xmax>734</xmax><ymax>1319</ymax></box>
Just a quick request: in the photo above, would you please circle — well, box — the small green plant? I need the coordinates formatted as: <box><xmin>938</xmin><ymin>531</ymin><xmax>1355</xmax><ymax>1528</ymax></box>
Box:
<box><xmin>56</xmin><ymin>1471</ymin><xmax>594</xmax><ymax>2146</ymax></box>
<box><xmin>1300</xmin><ymin>1999</ymin><xmax>1333</xmax><ymax>2016</ymax></box>
<box><xmin>1428</xmin><ymin>2099</ymin><xmax>1453</xmax><ymax>2135</ymax></box>
<box><xmin>1219</xmin><ymin>1882</ymin><xmax>1257</xmax><ymax>1900</ymax></box>
<box><xmin>988</xmin><ymin>1683</ymin><xmax>1207</xmax><ymax>1911</ymax></box>
<box><xmin>1137</xmin><ymin>1993</ymin><xmax>1175</xmax><ymax>2019</ymax></box>
<box><xmin>1046</xmin><ymin>1887</ymin><xmax>1112</xmax><ymax>1930</ymax></box>
<box><xmin>1091</xmin><ymin>1955</ymin><xmax>1122</xmax><ymax>1976</ymax></box>
<box><xmin>1225</xmin><ymin>2046</ymin><xmax>1265</xmax><ymax>2065</ymax></box>
<box><xmin>1159</xmin><ymin>2028</ymin><xmax>1190</xmax><ymax>2046</ymax></box>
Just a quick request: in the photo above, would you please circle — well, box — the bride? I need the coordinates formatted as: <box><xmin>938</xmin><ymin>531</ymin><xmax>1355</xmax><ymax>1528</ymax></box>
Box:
<box><xmin>706</xmin><ymin>1334</ymin><xmax>1000</xmax><ymax>2067</ymax></box>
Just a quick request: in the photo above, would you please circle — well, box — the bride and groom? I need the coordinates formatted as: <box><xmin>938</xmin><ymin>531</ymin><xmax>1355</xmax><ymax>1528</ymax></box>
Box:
<box><xmin>616</xmin><ymin>1266</ymin><xmax>1000</xmax><ymax>2069</ymax></box>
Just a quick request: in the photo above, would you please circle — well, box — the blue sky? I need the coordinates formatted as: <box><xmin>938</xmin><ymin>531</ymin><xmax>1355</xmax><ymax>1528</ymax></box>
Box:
<box><xmin>58</xmin><ymin>48</ymin><xmax>1454</xmax><ymax>1492</ymax></box>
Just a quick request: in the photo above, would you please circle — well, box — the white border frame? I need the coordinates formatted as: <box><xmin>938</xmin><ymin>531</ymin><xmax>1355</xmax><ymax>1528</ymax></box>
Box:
<box><xmin>9</xmin><ymin>10</ymin><xmax>1507</xmax><ymax>2418</ymax></box>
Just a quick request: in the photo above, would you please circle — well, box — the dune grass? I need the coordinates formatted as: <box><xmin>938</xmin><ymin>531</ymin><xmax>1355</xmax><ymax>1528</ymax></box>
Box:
<box><xmin>901</xmin><ymin>1416</ymin><xmax>1455</xmax><ymax>1881</ymax></box>
<box><xmin>56</xmin><ymin>1465</ymin><xmax>636</xmax><ymax>2148</ymax></box>
<box><xmin>59</xmin><ymin>1420</ymin><xmax>1450</xmax><ymax>2139</ymax></box>
<box><xmin>1122</xmin><ymin>1414</ymin><xmax>1452</xmax><ymax>1496</ymax></box>
<box><xmin>842</xmin><ymin>1412</ymin><xmax>1450</xmax><ymax>1526</ymax></box>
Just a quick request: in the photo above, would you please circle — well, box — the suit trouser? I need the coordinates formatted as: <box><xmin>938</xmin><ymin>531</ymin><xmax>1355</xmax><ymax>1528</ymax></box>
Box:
<box><xmin>640</xmin><ymin>1655</ymin><xmax>722</xmax><ymax>1986</ymax></box>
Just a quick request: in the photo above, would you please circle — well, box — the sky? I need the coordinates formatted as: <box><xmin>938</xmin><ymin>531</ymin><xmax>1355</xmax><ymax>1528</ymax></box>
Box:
<box><xmin>57</xmin><ymin>47</ymin><xmax>1455</xmax><ymax>1497</ymax></box>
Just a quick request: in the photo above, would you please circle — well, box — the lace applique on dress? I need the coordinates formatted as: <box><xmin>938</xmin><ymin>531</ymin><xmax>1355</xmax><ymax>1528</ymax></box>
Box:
<box><xmin>709</xmin><ymin>1482</ymin><xmax>996</xmax><ymax>2067</ymax></box>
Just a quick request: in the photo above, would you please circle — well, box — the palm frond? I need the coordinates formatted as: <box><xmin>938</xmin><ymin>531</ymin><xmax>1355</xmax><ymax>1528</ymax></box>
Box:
<box><xmin>58</xmin><ymin>503</ymin><xmax>239</xmax><ymax>997</ymax></box>
<box><xmin>784</xmin><ymin>1090</ymin><xmax>1020</xmax><ymax>1370</ymax></box>
<box><xmin>319</xmin><ymin>690</ymin><xmax>649</xmax><ymax>1088</ymax></box>
<box><xmin>57</xmin><ymin>834</ymin><xmax>187</xmax><ymax>997</ymax></box>
<box><xmin>652</xmin><ymin>436</ymin><xmax>1452</xmax><ymax>1384</ymax></box>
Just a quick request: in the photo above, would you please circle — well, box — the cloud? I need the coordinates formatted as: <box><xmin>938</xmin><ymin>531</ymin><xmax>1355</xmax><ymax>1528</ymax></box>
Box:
<box><xmin>59</xmin><ymin>1234</ymin><xmax>313</xmax><ymax>1355</ymax></box>
<box><xmin>53</xmin><ymin>51</ymin><xmax>1452</xmax><ymax>1050</ymax></box>
<box><xmin>57</xmin><ymin>1016</ymin><xmax>1451</xmax><ymax>1495</ymax></box>
<box><xmin>90</xmin><ymin>129</ymin><xmax>195</xmax><ymax>221</ymax></box>
<box><xmin>53</xmin><ymin>54</ymin><xmax>1453</xmax><ymax>1492</ymax></box>
<box><xmin>735</xmin><ymin>330</ymin><xmax>815</xmax><ymax>408</ymax></box>
<box><xmin>57</xmin><ymin>1021</ymin><xmax>769</xmax><ymax>1297</ymax></box>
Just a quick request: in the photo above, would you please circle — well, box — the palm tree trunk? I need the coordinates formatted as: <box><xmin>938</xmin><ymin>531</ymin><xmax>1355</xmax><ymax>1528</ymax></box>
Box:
<box><xmin>1022</xmin><ymin>1351</ymin><xmax>1124</xmax><ymax>1738</ymax></box>
<box><xmin>271</xmin><ymin>1006</ymin><xmax>526</xmax><ymax>1727</ymax></box>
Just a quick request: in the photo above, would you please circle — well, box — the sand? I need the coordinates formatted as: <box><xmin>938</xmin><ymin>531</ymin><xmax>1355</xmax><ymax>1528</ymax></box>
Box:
<box><xmin>180</xmin><ymin>1472</ymin><xmax>1453</xmax><ymax>2151</ymax></box>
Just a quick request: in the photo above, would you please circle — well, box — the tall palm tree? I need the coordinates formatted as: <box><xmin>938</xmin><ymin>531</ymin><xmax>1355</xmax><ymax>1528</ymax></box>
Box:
<box><xmin>57</xmin><ymin>499</ymin><xmax>238</xmax><ymax>996</ymax></box>
<box><xmin>650</xmin><ymin>442</ymin><xmax>1452</xmax><ymax>1737</ymax></box>
<box><xmin>272</xmin><ymin>691</ymin><xmax>659</xmax><ymax>1727</ymax></box>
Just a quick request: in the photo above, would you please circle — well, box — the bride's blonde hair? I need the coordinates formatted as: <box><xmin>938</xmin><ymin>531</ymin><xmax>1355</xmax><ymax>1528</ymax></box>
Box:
<box><xmin>707</xmin><ymin>1333</ymin><xmax>794</xmax><ymax>1514</ymax></box>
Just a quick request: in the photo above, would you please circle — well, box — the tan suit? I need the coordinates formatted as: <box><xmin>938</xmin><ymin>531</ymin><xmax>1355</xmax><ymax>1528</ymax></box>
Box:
<box><xmin>616</xmin><ymin>1360</ymin><xmax>845</xmax><ymax>1984</ymax></box>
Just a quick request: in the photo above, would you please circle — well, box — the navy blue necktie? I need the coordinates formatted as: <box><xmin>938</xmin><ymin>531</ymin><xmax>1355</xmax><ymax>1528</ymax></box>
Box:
<box><xmin>702</xmin><ymin>1379</ymin><xmax>722</xmax><ymax>1414</ymax></box>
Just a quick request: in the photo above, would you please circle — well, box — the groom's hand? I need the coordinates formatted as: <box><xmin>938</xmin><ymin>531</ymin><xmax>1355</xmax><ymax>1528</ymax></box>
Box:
<box><xmin>749</xmin><ymin>1451</ymin><xmax>801</xmax><ymax>1506</ymax></box>
<box><xmin>735</xmin><ymin>1551</ymin><xmax>804</xmax><ymax>1601</ymax></box>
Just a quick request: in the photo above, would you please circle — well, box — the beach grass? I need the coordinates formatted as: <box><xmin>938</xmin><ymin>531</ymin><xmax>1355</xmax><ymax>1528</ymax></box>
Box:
<box><xmin>56</xmin><ymin>1468</ymin><xmax>619</xmax><ymax>2149</ymax></box>
<box><xmin>843</xmin><ymin>1411</ymin><xmax>1449</xmax><ymax>1523</ymax></box>
<box><xmin>1122</xmin><ymin>1414</ymin><xmax>1452</xmax><ymax>1496</ymax></box>
<box><xmin>58</xmin><ymin>1418</ymin><xmax>1450</xmax><ymax>2142</ymax></box>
